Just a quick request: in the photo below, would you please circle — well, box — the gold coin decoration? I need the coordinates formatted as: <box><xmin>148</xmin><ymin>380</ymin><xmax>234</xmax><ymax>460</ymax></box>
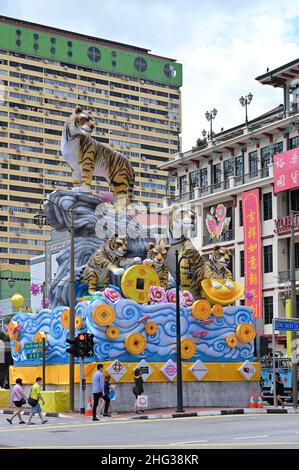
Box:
<box><xmin>211</xmin><ymin>304</ymin><xmax>224</xmax><ymax>317</ymax></box>
<box><xmin>124</xmin><ymin>333</ymin><xmax>146</xmax><ymax>355</ymax></box>
<box><xmin>61</xmin><ymin>309</ymin><xmax>70</xmax><ymax>329</ymax></box>
<box><xmin>145</xmin><ymin>321</ymin><xmax>158</xmax><ymax>335</ymax></box>
<box><xmin>191</xmin><ymin>300</ymin><xmax>211</xmax><ymax>321</ymax></box>
<box><xmin>34</xmin><ymin>331</ymin><xmax>47</xmax><ymax>343</ymax></box>
<box><xmin>106</xmin><ymin>325</ymin><xmax>120</xmax><ymax>340</ymax></box>
<box><xmin>92</xmin><ymin>304</ymin><xmax>115</xmax><ymax>327</ymax></box>
<box><xmin>236</xmin><ymin>323</ymin><xmax>256</xmax><ymax>344</ymax></box>
<box><xmin>226</xmin><ymin>335</ymin><xmax>238</xmax><ymax>348</ymax></box>
<box><xmin>181</xmin><ymin>338</ymin><xmax>196</xmax><ymax>359</ymax></box>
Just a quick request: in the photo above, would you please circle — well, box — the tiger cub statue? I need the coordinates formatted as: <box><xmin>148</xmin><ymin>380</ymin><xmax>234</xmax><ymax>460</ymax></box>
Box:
<box><xmin>61</xmin><ymin>106</ymin><xmax>135</xmax><ymax>204</ymax></box>
<box><xmin>204</xmin><ymin>245</ymin><xmax>234</xmax><ymax>289</ymax></box>
<box><xmin>143</xmin><ymin>240</ymin><xmax>170</xmax><ymax>289</ymax></box>
<box><xmin>166</xmin><ymin>205</ymin><xmax>207</xmax><ymax>299</ymax></box>
<box><xmin>80</xmin><ymin>234</ymin><xmax>140</xmax><ymax>294</ymax></box>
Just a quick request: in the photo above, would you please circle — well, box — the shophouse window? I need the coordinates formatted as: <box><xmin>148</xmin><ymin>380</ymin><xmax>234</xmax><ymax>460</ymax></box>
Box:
<box><xmin>261</xmin><ymin>146</ymin><xmax>271</xmax><ymax>177</ymax></box>
<box><xmin>212</xmin><ymin>163</ymin><xmax>221</xmax><ymax>187</ymax></box>
<box><xmin>263</xmin><ymin>192</ymin><xmax>272</xmax><ymax>221</ymax></box>
<box><xmin>290</xmin><ymin>136</ymin><xmax>299</xmax><ymax>150</ymax></box>
<box><xmin>291</xmin><ymin>189</ymin><xmax>299</xmax><ymax>212</ymax></box>
<box><xmin>179</xmin><ymin>175</ymin><xmax>188</xmax><ymax>194</ymax></box>
<box><xmin>240</xmin><ymin>250</ymin><xmax>244</xmax><ymax>277</ymax></box>
<box><xmin>239</xmin><ymin>200</ymin><xmax>243</xmax><ymax>226</ymax></box>
<box><xmin>189</xmin><ymin>171</ymin><xmax>199</xmax><ymax>191</ymax></box>
<box><xmin>235</xmin><ymin>155</ymin><xmax>244</xmax><ymax>184</ymax></box>
<box><xmin>223</xmin><ymin>159</ymin><xmax>233</xmax><ymax>188</ymax></box>
<box><xmin>274</xmin><ymin>141</ymin><xmax>283</xmax><ymax>155</ymax></box>
<box><xmin>249</xmin><ymin>151</ymin><xmax>258</xmax><ymax>177</ymax></box>
<box><xmin>264</xmin><ymin>296</ymin><xmax>273</xmax><ymax>324</ymax></box>
<box><xmin>200</xmin><ymin>168</ymin><xmax>208</xmax><ymax>188</ymax></box>
<box><xmin>263</xmin><ymin>245</ymin><xmax>273</xmax><ymax>273</ymax></box>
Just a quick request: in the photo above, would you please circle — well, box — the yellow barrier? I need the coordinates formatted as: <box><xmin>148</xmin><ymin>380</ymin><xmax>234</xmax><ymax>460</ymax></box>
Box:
<box><xmin>9</xmin><ymin>361</ymin><xmax>261</xmax><ymax>385</ymax></box>
<box><xmin>0</xmin><ymin>389</ymin><xmax>10</xmax><ymax>407</ymax></box>
<box><xmin>40</xmin><ymin>391</ymin><xmax>70</xmax><ymax>413</ymax></box>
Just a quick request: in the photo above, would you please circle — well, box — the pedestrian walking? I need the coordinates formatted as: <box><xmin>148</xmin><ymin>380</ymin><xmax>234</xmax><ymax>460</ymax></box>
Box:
<box><xmin>27</xmin><ymin>377</ymin><xmax>48</xmax><ymax>425</ymax></box>
<box><xmin>133</xmin><ymin>367</ymin><xmax>144</xmax><ymax>414</ymax></box>
<box><xmin>92</xmin><ymin>364</ymin><xmax>110</xmax><ymax>421</ymax></box>
<box><xmin>99</xmin><ymin>375</ymin><xmax>115</xmax><ymax>416</ymax></box>
<box><xmin>6</xmin><ymin>378</ymin><xmax>27</xmax><ymax>425</ymax></box>
<box><xmin>275</xmin><ymin>372</ymin><xmax>285</xmax><ymax>408</ymax></box>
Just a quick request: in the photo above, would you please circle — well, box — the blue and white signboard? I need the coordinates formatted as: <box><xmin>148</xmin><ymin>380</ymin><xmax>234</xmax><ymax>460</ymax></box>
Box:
<box><xmin>275</xmin><ymin>319</ymin><xmax>299</xmax><ymax>331</ymax></box>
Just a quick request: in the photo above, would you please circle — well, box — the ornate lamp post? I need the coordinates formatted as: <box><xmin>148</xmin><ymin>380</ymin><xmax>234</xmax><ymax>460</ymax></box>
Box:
<box><xmin>239</xmin><ymin>93</ymin><xmax>253</xmax><ymax>126</ymax></box>
<box><xmin>34</xmin><ymin>199</ymin><xmax>76</xmax><ymax>412</ymax></box>
<box><xmin>0</xmin><ymin>270</ymin><xmax>16</xmax><ymax>289</ymax></box>
<box><xmin>202</xmin><ymin>108</ymin><xmax>217</xmax><ymax>141</ymax></box>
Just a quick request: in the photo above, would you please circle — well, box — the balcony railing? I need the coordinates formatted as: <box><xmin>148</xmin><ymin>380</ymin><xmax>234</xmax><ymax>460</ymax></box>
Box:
<box><xmin>279</xmin><ymin>270</ymin><xmax>299</xmax><ymax>284</ymax></box>
<box><xmin>171</xmin><ymin>191</ymin><xmax>195</xmax><ymax>203</ymax></box>
<box><xmin>234</xmin><ymin>168</ymin><xmax>270</xmax><ymax>187</ymax></box>
<box><xmin>203</xmin><ymin>229</ymin><xmax>235</xmax><ymax>246</ymax></box>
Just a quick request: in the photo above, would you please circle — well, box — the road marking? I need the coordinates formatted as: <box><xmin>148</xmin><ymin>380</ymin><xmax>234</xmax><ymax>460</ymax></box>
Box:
<box><xmin>234</xmin><ymin>435</ymin><xmax>269</xmax><ymax>440</ymax></box>
<box><xmin>4</xmin><ymin>441</ymin><xmax>299</xmax><ymax>449</ymax></box>
<box><xmin>169</xmin><ymin>440</ymin><xmax>207</xmax><ymax>445</ymax></box>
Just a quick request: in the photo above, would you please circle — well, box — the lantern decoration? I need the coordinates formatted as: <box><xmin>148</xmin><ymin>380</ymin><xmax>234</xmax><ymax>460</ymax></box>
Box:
<box><xmin>11</xmin><ymin>293</ymin><xmax>24</xmax><ymax>308</ymax></box>
<box><xmin>30</xmin><ymin>283</ymin><xmax>42</xmax><ymax>295</ymax></box>
<box><xmin>205</xmin><ymin>204</ymin><xmax>231</xmax><ymax>240</ymax></box>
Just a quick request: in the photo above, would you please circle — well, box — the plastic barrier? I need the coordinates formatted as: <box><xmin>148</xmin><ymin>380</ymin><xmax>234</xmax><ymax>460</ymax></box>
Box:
<box><xmin>40</xmin><ymin>390</ymin><xmax>70</xmax><ymax>413</ymax></box>
<box><xmin>0</xmin><ymin>389</ymin><xmax>9</xmax><ymax>407</ymax></box>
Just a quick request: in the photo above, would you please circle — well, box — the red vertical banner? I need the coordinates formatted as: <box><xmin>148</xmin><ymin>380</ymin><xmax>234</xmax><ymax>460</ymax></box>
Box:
<box><xmin>242</xmin><ymin>189</ymin><xmax>262</xmax><ymax>319</ymax></box>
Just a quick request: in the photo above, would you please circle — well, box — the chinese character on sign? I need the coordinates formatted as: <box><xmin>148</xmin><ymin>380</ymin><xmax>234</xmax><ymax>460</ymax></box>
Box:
<box><xmin>249</xmin><ymin>256</ymin><xmax>257</xmax><ymax>270</ymax></box>
<box><xmin>277</xmin><ymin>175</ymin><xmax>286</xmax><ymax>187</ymax></box>
<box><xmin>290</xmin><ymin>153</ymin><xmax>298</xmax><ymax>165</ymax></box>
<box><xmin>249</xmin><ymin>272</ymin><xmax>257</xmax><ymax>284</ymax></box>
<box><xmin>248</xmin><ymin>227</ymin><xmax>256</xmax><ymax>239</ymax></box>
<box><xmin>275</xmin><ymin>157</ymin><xmax>285</xmax><ymax>169</ymax></box>
<box><xmin>291</xmin><ymin>171</ymin><xmax>298</xmax><ymax>184</ymax></box>
<box><xmin>247</xmin><ymin>209</ymin><xmax>255</xmax><ymax>224</ymax></box>
<box><xmin>249</xmin><ymin>243</ymin><xmax>257</xmax><ymax>253</ymax></box>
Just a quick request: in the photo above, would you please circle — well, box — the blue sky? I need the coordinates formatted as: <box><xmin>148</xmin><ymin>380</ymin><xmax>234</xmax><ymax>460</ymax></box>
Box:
<box><xmin>1</xmin><ymin>0</ymin><xmax>299</xmax><ymax>150</ymax></box>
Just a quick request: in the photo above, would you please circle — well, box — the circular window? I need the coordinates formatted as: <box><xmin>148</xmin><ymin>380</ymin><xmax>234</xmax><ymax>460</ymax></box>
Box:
<box><xmin>68</xmin><ymin>50</ymin><xmax>73</xmax><ymax>57</ymax></box>
<box><xmin>50</xmin><ymin>47</ymin><xmax>56</xmax><ymax>54</ymax></box>
<box><xmin>111</xmin><ymin>51</ymin><xmax>117</xmax><ymax>57</ymax></box>
<box><xmin>16</xmin><ymin>29</ymin><xmax>21</xmax><ymax>36</ymax></box>
<box><xmin>164</xmin><ymin>63</ymin><xmax>177</xmax><ymax>78</ymax></box>
<box><xmin>111</xmin><ymin>60</ymin><xmax>117</xmax><ymax>67</ymax></box>
<box><xmin>16</xmin><ymin>40</ymin><xmax>21</xmax><ymax>47</ymax></box>
<box><xmin>87</xmin><ymin>46</ymin><xmax>101</xmax><ymax>62</ymax></box>
<box><xmin>33</xmin><ymin>43</ymin><xmax>39</xmax><ymax>50</ymax></box>
<box><xmin>134</xmin><ymin>57</ymin><xmax>147</xmax><ymax>72</ymax></box>
<box><xmin>33</xmin><ymin>33</ymin><xmax>39</xmax><ymax>40</ymax></box>
<box><xmin>67</xmin><ymin>41</ymin><xmax>73</xmax><ymax>47</ymax></box>
<box><xmin>51</xmin><ymin>37</ymin><xmax>56</xmax><ymax>44</ymax></box>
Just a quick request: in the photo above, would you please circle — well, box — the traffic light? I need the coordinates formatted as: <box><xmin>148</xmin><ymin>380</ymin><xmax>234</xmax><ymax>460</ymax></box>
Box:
<box><xmin>85</xmin><ymin>333</ymin><xmax>95</xmax><ymax>357</ymax></box>
<box><xmin>66</xmin><ymin>336</ymin><xmax>80</xmax><ymax>357</ymax></box>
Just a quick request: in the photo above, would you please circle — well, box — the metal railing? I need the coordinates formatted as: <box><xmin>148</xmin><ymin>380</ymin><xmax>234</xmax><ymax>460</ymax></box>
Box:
<box><xmin>203</xmin><ymin>229</ymin><xmax>235</xmax><ymax>246</ymax></box>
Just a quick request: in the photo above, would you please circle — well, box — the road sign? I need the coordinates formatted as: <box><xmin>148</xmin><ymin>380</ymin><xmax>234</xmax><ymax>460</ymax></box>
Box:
<box><xmin>26</xmin><ymin>352</ymin><xmax>43</xmax><ymax>359</ymax></box>
<box><xmin>24</xmin><ymin>342</ymin><xmax>48</xmax><ymax>350</ymax></box>
<box><xmin>275</xmin><ymin>318</ymin><xmax>299</xmax><ymax>331</ymax></box>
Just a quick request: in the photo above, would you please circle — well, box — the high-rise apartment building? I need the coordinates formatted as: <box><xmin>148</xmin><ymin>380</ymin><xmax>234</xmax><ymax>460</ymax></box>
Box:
<box><xmin>0</xmin><ymin>16</ymin><xmax>182</xmax><ymax>306</ymax></box>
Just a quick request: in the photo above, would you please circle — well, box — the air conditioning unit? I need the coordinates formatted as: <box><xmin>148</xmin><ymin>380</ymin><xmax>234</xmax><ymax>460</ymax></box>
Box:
<box><xmin>113</xmin><ymin>115</ymin><xmax>117</xmax><ymax>118</ymax></box>
<box><xmin>21</xmin><ymin>139</ymin><xmax>25</xmax><ymax>143</ymax></box>
<box><xmin>16</xmin><ymin>232</ymin><xmax>20</xmax><ymax>237</ymax></box>
<box><xmin>39</xmin><ymin>91</ymin><xmax>43</xmax><ymax>95</ymax></box>
<box><xmin>55</xmin><ymin>84</ymin><xmax>59</xmax><ymax>88</ymax></box>
<box><xmin>44</xmin><ymin>111</ymin><xmax>49</xmax><ymax>115</ymax></box>
<box><xmin>110</xmin><ymin>84</ymin><xmax>114</xmax><ymax>88</ymax></box>
<box><xmin>31</xmin><ymin>80</ymin><xmax>35</xmax><ymax>84</ymax></box>
<box><xmin>54</xmin><ymin>74</ymin><xmax>58</xmax><ymax>78</ymax></box>
<box><xmin>20</xmin><ymin>129</ymin><xmax>24</xmax><ymax>134</ymax></box>
<box><xmin>2</xmin><ymin>126</ymin><xmax>7</xmax><ymax>130</ymax></box>
<box><xmin>125</xmin><ymin>98</ymin><xmax>129</xmax><ymax>102</ymax></box>
<box><xmin>25</xmin><ymin>201</ymin><xmax>29</xmax><ymax>206</ymax></box>
<box><xmin>11</xmin><ymin>117</ymin><xmax>15</xmax><ymax>121</ymax></box>
<box><xmin>83</xmin><ymin>90</ymin><xmax>87</xmax><ymax>94</ymax></box>
<box><xmin>14</xmin><ymin>87</ymin><xmax>18</xmax><ymax>91</ymax></box>
<box><xmin>20</xmin><ymin>222</ymin><xmax>24</xmax><ymax>227</ymax></box>
<box><xmin>64</xmin><ymin>66</ymin><xmax>68</xmax><ymax>70</ymax></box>
<box><xmin>21</xmin><ymin>98</ymin><xmax>25</xmax><ymax>102</ymax></box>
<box><xmin>21</xmin><ymin>77</ymin><xmax>26</xmax><ymax>82</ymax></box>
<box><xmin>16</xmin><ymin>147</ymin><xmax>20</xmax><ymax>152</ymax></box>
<box><xmin>70</xmin><ymin>87</ymin><xmax>74</xmax><ymax>91</ymax></box>
<box><xmin>127</xmin><ymin>118</ymin><xmax>130</xmax><ymax>121</ymax></box>
<box><xmin>14</xmin><ymin>106</ymin><xmax>19</xmax><ymax>111</ymax></box>
<box><xmin>43</xmin><ymin>59</ymin><xmax>48</xmax><ymax>64</ymax></box>
<box><xmin>16</xmin><ymin>66</ymin><xmax>22</xmax><ymax>71</ymax></box>
<box><xmin>91</xmin><ymin>81</ymin><xmax>96</xmax><ymax>86</ymax></box>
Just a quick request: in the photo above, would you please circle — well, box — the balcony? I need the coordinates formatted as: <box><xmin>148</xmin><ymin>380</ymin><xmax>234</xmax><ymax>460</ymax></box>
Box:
<box><xmin>171</xmin><ymin>191</ymin><xmax>195</xmax><ymax>203</ymax></box>
<box><xmin>203</xmin><ymin>229</ymin><xmax>235</xmax><ymax>246</ymax></box>
<box><xmin>278</xmin><ymin>270</ymin><xmax>299</xmax><ymax>284</ymax></box>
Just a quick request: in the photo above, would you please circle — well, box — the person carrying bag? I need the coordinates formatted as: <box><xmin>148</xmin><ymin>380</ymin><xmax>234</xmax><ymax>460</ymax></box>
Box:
<box><xmin>27</xmin><ymin>377</ymin><xmax>48</xmax><ymax>425</ymax></box>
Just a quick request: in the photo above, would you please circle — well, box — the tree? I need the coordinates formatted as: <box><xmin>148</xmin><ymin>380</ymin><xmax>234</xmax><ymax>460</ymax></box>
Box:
<box><xmin>192</xmin><ymin>137</ymin><xmax>207</xmax><ymax>151</ymax></box>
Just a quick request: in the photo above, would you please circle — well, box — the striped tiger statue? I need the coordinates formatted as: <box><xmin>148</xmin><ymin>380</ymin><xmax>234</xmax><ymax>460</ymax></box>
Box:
<box><xmin>78</xmin><ymin>234</ymin><xmax>140</xmax><ymax>294</ymax></box>
<box><xmin>143</xmin><ymin>240</ymin><xmax>170</xmax><ymax>289</ymax></box>
<box><xmin>166</xmin><ymin>205</ymin><xmax>213</xmax><ymax>299</ymax></box>
<box><xmin>61</xmin><ymin>106</ymin><xmax>135</xmax><ymax>204</ymax></box>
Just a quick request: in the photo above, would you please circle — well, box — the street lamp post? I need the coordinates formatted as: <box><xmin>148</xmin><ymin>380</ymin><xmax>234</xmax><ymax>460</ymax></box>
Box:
<box><xmin>34</xmin><ymin>199</ymin><xmax>76</xmax><ymax>412</ymax></box>
<box><xmin>175</xmin><ymin>250</ymin><xmax>192</xmax><ymax>413</ymax></box>
<box><xmin>0</xmin><ymin>270</ymin><xmax>16</xmax><ymax>289</ymax></box>
<box><xmin>239</xmin><ymin>93</ymin><xmax>253</xmax><ymax>126</ymax></box>
<box><xmin>202</xmin><ymin>108</ymin><xmax>217</xmax><ymax>141</ymax></box>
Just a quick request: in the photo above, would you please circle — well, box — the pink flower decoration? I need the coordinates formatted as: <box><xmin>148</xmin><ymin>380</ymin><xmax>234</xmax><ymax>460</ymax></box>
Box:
<box><xmin>215</xmin><ymin>204</ymin><xmax>226</xmax><ymax>222</ymax></box>
<box><xmin>30</xmin><ymin>283</ymin><xmax>41</xmax><ymax>295</ymax></box>
<box><xmin>148</xmin><ymin>286</ymin><xmax>166</xmax><ymax>303</ymax></box>
<box><xmin>3</xmin><ymin>324</ymin><xmax>8</xmax><ymax>332</ymax></box>
<box><xmin>181</xmin><ymin>290</ymin><xmax>194</xmax><ymax>306</ymax></box>
<box><xmin>166</xmin><ymin>288</ymin><xmax>177</xmax><ymax>303</ymax></box>
<box><xmin>42</xmin><ymin>298</ymin><xmax>50</xmax><ymax>308</ymax></box>
<box><xmin>103</xmin><ymin>287</ymin><xmax>122</xmax><ymax>303</ymax></box>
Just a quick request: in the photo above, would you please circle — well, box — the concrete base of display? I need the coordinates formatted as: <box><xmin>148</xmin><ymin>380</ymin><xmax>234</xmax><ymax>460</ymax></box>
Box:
<box><xmin>16</xmin><ymin>381</ymin><xmax>260</xmax><ymax>412</ymax></box>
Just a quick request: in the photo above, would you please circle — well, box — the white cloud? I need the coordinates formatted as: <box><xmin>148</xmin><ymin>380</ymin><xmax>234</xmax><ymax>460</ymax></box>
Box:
<box><xmin>1</xmin><ymin>0</ymin><xmax>299</xmax><ymax>151</ymax></box>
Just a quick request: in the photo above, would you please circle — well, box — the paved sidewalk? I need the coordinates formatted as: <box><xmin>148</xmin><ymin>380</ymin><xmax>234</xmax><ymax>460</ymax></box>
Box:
<box><xmin>1</xmin><ymin>404</ymin><xmax>298</xmax><ymax>420</ymax></box>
